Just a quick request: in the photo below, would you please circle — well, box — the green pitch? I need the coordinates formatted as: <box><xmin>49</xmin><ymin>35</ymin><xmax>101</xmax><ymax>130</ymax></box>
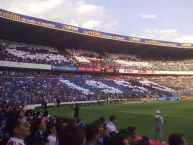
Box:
<box><xmin>42</xmin><ymin>100</ymin><xmax>193</xmax><ymax>144</ymax></box>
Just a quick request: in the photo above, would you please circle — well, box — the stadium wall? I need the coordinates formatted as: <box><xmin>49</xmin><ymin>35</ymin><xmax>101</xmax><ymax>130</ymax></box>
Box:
<box><xmin>1</xmin><ymin>61</ymin><xmax>193</xmax><ymax>75</ymax></box>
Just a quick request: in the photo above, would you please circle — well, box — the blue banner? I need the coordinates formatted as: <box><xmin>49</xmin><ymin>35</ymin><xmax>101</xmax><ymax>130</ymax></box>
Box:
<box><xmin>51</xmin><ymin>66</ymin><xmax>77</xmax><ymax>72</ymax></box>
<box><xmin>0</xmin><ymin>9</ymin><xmax>193</xmax><ymax>48</ymax></box>
<box><xmin>158</xmin><ymin>96</ymin><xmax>178</xmax><ymax>101</ymax></box>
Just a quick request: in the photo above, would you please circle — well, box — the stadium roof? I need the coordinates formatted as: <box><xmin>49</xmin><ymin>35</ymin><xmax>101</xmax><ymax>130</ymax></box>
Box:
<box><xmin>1</xmin><ymin>9</ymin><xmax>193</xmax><ymax>60</ymax></box>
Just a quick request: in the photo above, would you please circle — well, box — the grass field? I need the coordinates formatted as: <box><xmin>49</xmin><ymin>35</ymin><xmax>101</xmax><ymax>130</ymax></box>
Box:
<box><xmin>40</xmin><ymin>100</ymin><xmax>193</xmax><ymax>144</ymax></box>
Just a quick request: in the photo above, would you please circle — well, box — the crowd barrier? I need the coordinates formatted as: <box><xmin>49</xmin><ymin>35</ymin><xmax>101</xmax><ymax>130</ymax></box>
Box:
<box><xmin>25</xmin><ymin>99</ymin><xmax>127</xmax><ymax>110</ymax></box>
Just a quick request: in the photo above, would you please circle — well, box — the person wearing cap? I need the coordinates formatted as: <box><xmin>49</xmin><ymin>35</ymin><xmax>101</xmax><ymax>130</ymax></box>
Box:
<box><xmin>154</xmin><ymin>110</ymin><xmax>163</xmax><ymax>142</ymax></box>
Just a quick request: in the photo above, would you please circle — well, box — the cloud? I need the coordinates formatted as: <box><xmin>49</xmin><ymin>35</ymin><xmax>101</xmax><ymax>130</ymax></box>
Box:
<box><xmin>174</xmin><ymin>36</ymin><xmax>193</xmax><ymax>43</ymax></box>
<box><xmin>142</xmin><ymin>29</ymin><xmax>179</xmax><ymax>40</ymax></box>
<box><xmin>81</xmin><ymin>20</ymin><xmax>102</xmax><ymax>29</ymax></box>
<box><xmin>0</xmin><ymin>0</ymin><xmax>118</xmax><ymax>33</ymax></box>
<box><xmin>137</xmin><ymin>28</ymin><xmax>193</xmax><ymax>43</ymax></box>
<box><xmin>77</xmin><ymin>2</ymin><xmax>102</xmax><ymax>14</ymax></box>
<box><xmin>139</xmin><ymin>14</ymin><xmax>157</xmax><ymax>19</ymax></box>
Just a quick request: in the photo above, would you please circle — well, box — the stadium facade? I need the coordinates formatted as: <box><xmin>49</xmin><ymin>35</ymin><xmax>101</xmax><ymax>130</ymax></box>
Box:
<box><xmin>1</xmin><ymin>9</ymin><xmax>193</xmax><ymax>105</ymax></box>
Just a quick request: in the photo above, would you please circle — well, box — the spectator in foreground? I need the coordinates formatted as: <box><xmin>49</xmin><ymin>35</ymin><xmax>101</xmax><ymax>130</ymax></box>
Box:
<box><xmin>168</xmin><ymin>133</ymin><xmax>188</xmax><ymax>145</ymax></box>
<box><xmin>85</xmin><ymin>123</ymin><xmax>100</xmax><ymax>145</ymax></box>
<box><xmin>106</xmin><ymin>115</ymin><xmax>118</xmax><ymax>134</ymax></box>
<box><xmin>29</xmin><ymin>138</ymin><xmax>49</xmax><ymax>145</ymax></box>
<box><xmin>136</xmin><ymin>136</ymin><xmax>150</xmax><ymax>145</ymax></box>
<box><xmin>6</xmin><ymin>116</ymin><xmax>31</xmax><ymax>145</ymax></box>
<box><xmin>95</xmin><ymin>120</ymin><xmax>108</xmax><ymax>145</ymax></box>
<box><xmin>47</xmin><ymin>123</ymin><xmax>57</xmax><ymax>145</ymax></box>
<box><xmin>154</xmin><ymin>110</ymin><xmax>163</xmax><ymax>142</ymax></box>
<box><xmin>0</xmin><ymin>120</ymin><xmax>7</xmax><ymax>143</ymax></box>
<box><xmin>127</xmin><ymin>127</ymin><xmax>140</xmax><ymax>144</ymax></box>
<box><xmin>31</xmin><ymin>118</ymin><xmax>48</xmax><ymax>140</ymax></box>
<box><xmin>110</xmin><ymin>133</ymin><xmax>129</xmax><ymax>145</ymax></box>
<box><xmin>58</xmin><ymin>125</ymin><xmax>84</xmax><ymax>145</ymax></box>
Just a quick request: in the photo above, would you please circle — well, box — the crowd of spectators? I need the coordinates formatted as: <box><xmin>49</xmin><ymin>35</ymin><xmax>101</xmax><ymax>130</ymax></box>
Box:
<box><xmin>133</xmin><ymin>76</ymin><xmax>193</xmax><ymax>91</ymax></box>
<box><xmin>0</xmin><ymin>69</ymin><xmax>174</xmax><ymax>104</ymax></box>
<box><xmin>0</xmin><ymin>39</ymin><xmax>76</xmax><ymax>66</ymax></box>
<box><xmin>0</xmin><ymin>103</ymin><xmax>188</xmax><ymax>145</ymax></box>
<box><xmin>1</xmin><ymin>39</ymin><xmax>193</xmax><ymax>71</ymax></box>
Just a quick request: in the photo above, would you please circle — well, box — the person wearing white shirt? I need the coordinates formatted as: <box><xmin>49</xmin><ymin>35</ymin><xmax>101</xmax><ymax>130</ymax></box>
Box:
<box><xmin>47</xmin><ymin>124</ymin><xmax>57</xmax><ymax>145</ymax></box>
<box><xmin>106</xmin><ymin>115</ymin><xmax>118</xmax><ymax>135</ymax></box>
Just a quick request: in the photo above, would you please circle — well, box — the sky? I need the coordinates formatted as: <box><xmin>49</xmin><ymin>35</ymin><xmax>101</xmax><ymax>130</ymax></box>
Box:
<box><xmin>1</xmin><ymin>0</ymin><xmax>193</xmax><ymax>43</ymax></box>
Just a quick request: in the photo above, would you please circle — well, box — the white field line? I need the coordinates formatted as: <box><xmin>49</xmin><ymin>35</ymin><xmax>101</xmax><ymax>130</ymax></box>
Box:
<box><xmin>83</xmin><ymin>108</ymin><xmax>193</xmax><ymax>119</ymax></box>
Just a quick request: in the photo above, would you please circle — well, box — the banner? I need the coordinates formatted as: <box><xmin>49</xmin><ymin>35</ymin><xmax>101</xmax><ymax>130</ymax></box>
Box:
<box><xmin>78</xmin><ymin>67</ymin><xmax>101</xmax><ymax>72</ymax></box>
<box><xmin>180</xmin><ymin>96</ymin><xmax>193</xmax><ymax>100</ymax></box>
<box><xmin>127</xmin><ymin>98</ymin><xmax>141</xmax><ymax>102</ymax></box>
<box><xmin>0</xmin><ymin>61</ymin><xmax>51</xmax><ymax>70</ymax></box>
<box><xmin>118</xmin><ymin>69</ymin><xmax>193</xmax><ymax>75</ymax></box>
<box><xmin>141</xmin><ymin>97</ymin><xmax>157</xmax><ymax>102</ymax></box>
<box><xmin>157</xmin><ymin>96</ymin><xmax>178</xmax><ymax>101</ymax></box>
<box><xmin>51</xmin><ymin>66</ymin><xmax>77</xmax><ymax>72</ymax></box>
<box><xmin>119</xmin><ymin>69</ymin><xmax>133</xmax><ymax>73</ymax></box>
<box><xmin>104</xmin><ymin>68</ymin><xmax>116</xmax><ymax>73</ymax></box>
<box><xmin>1</xmin><ymin>8</ymin><xmax>193</xmax><ymax>48</ymax></box>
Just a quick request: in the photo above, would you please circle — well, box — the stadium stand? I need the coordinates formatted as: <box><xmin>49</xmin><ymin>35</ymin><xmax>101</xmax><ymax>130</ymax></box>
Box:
<box><xmin>1</xmin><ymin>39</ymin><xmax>193</xmax><ymax>71</ymax></box>
<box><xmin>0</xmin><ymin>39</ymin><xmax>76</xmax><ymax>65</ymax></box>
<box><xmin>0</xmin><ymin>69</ymin><xmax>176</xmax><ymax>105</ymax></box>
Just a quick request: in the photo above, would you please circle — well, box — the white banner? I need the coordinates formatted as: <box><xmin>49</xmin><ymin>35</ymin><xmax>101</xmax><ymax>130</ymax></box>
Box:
<box><xmin>0</xmin><ymin>61</ymin><xmax>51</xmax><ymax>70</ymax></box>
<box><xmin>119</xmin><ymin>69</ymin><xmax>193</xmax><ymax>75</ymax></box>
